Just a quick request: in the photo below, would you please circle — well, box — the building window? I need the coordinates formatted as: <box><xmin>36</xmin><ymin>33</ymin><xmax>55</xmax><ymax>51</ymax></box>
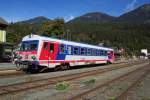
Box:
<box><xmin>74</xmin><ymin>47</ymin><xmax>78</xmax><ymax>55</ymax></box>
<box><xmin>50</xmin><ymin>43</ymin><xmax>54</xmax><ymax>53</ymax></box>
<box><xmin>44</xmin><ymin>42</ymin><xmax>48</xmax><ymax>50</ymax></box>
<box><xmin>59</xmin><ymin>44</ymin><xmax>65</xmax><ymax>54</ymax></box>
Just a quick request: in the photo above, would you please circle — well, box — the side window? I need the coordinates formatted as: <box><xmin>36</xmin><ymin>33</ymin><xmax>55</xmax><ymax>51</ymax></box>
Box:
<box><xmin>104</xmin><ymin>51</ymin><xmax>107</xmax><ymax>56</ymax></box>
<box><xmin>87</xmin><ymin>48</ymin><xmax>91</xmax><ymax>56</ymax></box>
<box><xmin>74</xmin><ymin>47</ymin><xmax>78</xmax><ymax>55</ymax></box>
<box><xmin>100</xmin><ymin>50</ymin><xmax>104</xmax><ymax>56</ymax></box>
<box><xmin>84</xmin><ymin>48</ymin><xmax>87</xmax><ymax>55</ymax></box>
<box><xmin>81</xmin><ymin>48</ymin><xmax>85</xmax><ymax>55</ymax></box>
<box><xmin>50</xmin><ymin>43</ymin><xmax>54</xmax><ymax>53</ymax></box>
<box><xmin>67</xmin><ymin>46</ymin><xmax>72</xmax><ymax>54</ymax></box>
<box><xmin>44</xmin><ymin>42</ymin><xmax>48</xmax><ymax>50</ymax></box>
<box><xmin>92</xmin><ymin>49</ymin><xmax>96</xmax><ymax>56</ymax></box>
<box><xmin>96</xmin><ymin>49</ymin><xmax>99</xmax><ymax>56</ymax></box>
<box><xmin>59</xmin><ymin>44</ymin><xmax>65</xmax><ymax>54</ymax></box>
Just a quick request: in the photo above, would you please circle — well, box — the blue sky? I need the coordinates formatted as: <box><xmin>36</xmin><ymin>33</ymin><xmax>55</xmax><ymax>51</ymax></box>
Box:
<box><xmin>0</xmin><ymin>0</ymin><xmax>150</xmax><ymax>22</ymax></box>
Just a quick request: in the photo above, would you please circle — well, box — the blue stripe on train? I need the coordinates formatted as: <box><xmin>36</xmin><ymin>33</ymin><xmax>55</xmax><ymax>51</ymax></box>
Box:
<box><xmin>56</xmin><ymin>53</ymin><xmax>66</xmax><ymax>60</ymax></box>
<box><xmin>56</xmin><ymin>44</ymin><xmax>68</xmax><ymax>60</ymax></box>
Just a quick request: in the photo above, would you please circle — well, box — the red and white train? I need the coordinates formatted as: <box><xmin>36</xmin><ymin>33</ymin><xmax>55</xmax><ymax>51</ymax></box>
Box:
<box><xmin>16</xmin><ymin>35</ymin><xmax>115</xmax><ymax>72</ymax></box>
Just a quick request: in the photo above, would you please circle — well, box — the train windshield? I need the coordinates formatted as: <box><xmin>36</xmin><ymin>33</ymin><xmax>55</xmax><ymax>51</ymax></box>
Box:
<box><xmin>20</xmin><ymin>40</ymin><xmax>39</xmax><ymax>51</ymax></box>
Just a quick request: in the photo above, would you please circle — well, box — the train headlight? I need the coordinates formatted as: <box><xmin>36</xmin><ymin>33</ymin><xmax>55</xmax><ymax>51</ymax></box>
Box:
<box><xmin>31</xmin><ymin>56</ymin><xmax>36</xmax><ymax>60</ymax></box>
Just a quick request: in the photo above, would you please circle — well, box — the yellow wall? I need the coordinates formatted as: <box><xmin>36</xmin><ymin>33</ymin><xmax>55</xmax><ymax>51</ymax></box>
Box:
<box><xmin>0</xmin><ymin>30</ymin><xmax>6</xmax><ymax>42</ymax></box>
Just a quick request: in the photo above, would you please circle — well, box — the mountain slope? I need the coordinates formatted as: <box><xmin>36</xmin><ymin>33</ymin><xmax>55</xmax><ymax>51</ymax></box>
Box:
<box><xmin>6</xmin><ymin>4</ymin><xmax>150</xmax><ymax>53</ymax></box>
<box><xmin>68</xmin><ymin>12</ymin><xmax>116</xmax><ymax>23</ymax></box>
<box><xmin>18</xmin><ymin>16</ymin><xmax>50</xmax><ymax>25</ymax></box>
<box><xmin>117</xmin><ymin>4</ymin><xmax>150</xmax><ymax>23</ymax></box>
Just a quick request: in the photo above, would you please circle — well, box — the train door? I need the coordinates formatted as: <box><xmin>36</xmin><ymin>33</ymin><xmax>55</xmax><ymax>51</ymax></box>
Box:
<box><xmin>39</xmin><ymin>42</ymin><xmax>49</xmax><ymax>66</ymax></box>
<box><xmin>48</xmin><ymin>42</ymin><xmax>59</xmax><ymax>67</ymax></box>
<box><xmin>40</xmin><ymin>41</ymin><xmax>59</xmax><ymax>67</ymax></box>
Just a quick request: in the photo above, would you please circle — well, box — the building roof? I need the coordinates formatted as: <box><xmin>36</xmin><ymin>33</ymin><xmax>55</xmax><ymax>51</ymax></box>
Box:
<box><xmin>0</xmin><ymin>17</ymin><xmax>8</xmax><ymax>25</ymax></box>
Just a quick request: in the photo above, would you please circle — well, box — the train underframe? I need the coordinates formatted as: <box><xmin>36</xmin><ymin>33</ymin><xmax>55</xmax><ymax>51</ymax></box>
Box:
<box><xmin>15</xmin><ymin>60</ymin><xmax>71</xmax><ymax>73</ymax></box>
<box><xmin>15</xmin><ymin>60</ymin><xmax>112</xmax><ymax>73</ymax></box>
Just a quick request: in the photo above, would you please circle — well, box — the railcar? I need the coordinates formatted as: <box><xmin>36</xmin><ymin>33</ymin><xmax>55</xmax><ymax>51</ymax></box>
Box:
<box><xmin>15</xmin><ymin>35</ymin><xmax>115</xmax><ymax>73</ymax></box>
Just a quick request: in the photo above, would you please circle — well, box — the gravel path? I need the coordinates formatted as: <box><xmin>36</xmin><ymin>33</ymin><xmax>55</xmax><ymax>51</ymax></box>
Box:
<box><xmin>0</xmin><ymin>62</ymin><xmax>149</xmax><ymax>100</ymax></box>
<box><xmin>0</xmin><ymin>63</ymin><xmax>126</xmax><ymax>86</ymax></box>
<box><xmin>0</xmin><ymin>63</ymin><xmax>16</xmax><ymax>70</ymax></box>
<box><xmin>125</xmin><ymin>70</ymin><xmax>150</xmax><ymax>100</ymax></box>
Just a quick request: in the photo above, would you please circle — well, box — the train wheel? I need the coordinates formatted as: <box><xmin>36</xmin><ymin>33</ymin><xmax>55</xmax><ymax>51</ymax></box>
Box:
<box><xmin>60</xmin><ymin>63</ymin><xmax>70</xmax><ymax>70</ymax></box>
<box><xmin>26</xmin><ymin>66</ymin><xmax>39</xmax><ymax>74</ymax></box>
<box><xmin>54</xmin><ymin>65</ymin><xmax>61</xmax><ymax>71</ymax></box>
<box><xmin>54</xmin><ymin>64</ymin><xmax>70</xmax><ymax>71</ymax></box>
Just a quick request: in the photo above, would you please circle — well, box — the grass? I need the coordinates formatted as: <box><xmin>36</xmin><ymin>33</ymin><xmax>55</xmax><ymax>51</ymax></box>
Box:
<box><xmin>142</xmin><ymin>97</ymin><xmax>150</xmax><ymax>100</ymax></box>
<box><xmin>83</xmin><ymin>78</ymin><xmax>96</xmax><ymax>86</ymax></box>
<box><xmin>55</xmin><ymin>81</ymin><xmax>69</xmax><ymax>91</ymax></box>
<box><xmin>108</xmin><ymin>97</ymin><xmax>116</xmax><ymax>100</ymax></box>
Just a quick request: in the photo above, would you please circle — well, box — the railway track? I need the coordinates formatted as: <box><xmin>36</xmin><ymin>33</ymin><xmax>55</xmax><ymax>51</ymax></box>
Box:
<box><xmin>116</xmin><ymin>66</ymin><xmax>150</xmax><ymax>100</ymax></box>
<box><xmin>0</xmin><ymin>60</ymin><xmax>129</xmax><ymax>79</ymax></box>
<box><xmin>0</xmin><ymin>69</ymin><xmax>15</xmax><ymax>71</ymax></box>
<box><xmin>69</xmin><ymin>62</ymin><xmax>150</xmax><ymax>100</ymax></box>
<box><xmin>0</xmin><ymin>60</ymin><xmax>147</xmax><ymax>96</ymax></box>
<box><xmin>0</xmin><ymin>60</ymin><xmax>140</xmax><ymax>78</ymax></box>
<box><xmin>0</xmin><ymin>69</ymin><xmax>25</xmax><ymax>78</ymax></box>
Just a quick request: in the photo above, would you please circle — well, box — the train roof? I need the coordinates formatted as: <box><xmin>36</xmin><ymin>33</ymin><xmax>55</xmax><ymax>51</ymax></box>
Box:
<box><xmin>22</xmin><ymin>35</ymin><xmax>113</xmax><ymax>51</ymax></box>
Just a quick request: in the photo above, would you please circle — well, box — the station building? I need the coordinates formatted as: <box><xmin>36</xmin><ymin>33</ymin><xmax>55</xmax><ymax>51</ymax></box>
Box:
<box><xmin>0</xmin><ymin>17</ymin><xmax>13</xmax><ymax>62</ymax></box>
<box><xmin>0</xmin><ymin>17</ymin><xmax>8</xmax><ymax>42</ymax></box>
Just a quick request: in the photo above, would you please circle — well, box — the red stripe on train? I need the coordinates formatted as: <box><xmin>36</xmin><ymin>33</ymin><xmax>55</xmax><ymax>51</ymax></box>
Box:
<box><xmin>39</xmin><ymin>59</ymin><xmax>107</xmax><ymax>64</ymax></box>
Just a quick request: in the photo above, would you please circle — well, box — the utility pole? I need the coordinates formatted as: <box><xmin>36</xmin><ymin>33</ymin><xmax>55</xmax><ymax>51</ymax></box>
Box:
<box><xmin>66</xmin><ymin>29</ymin><xmax>70</xmax><ymax>40</ymax></box>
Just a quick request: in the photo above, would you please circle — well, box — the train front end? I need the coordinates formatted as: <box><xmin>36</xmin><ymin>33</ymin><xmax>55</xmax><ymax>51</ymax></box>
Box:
<box><xmin>107</xmin><ymin>50</ymin><xmax>115</xmax><ymax>63</ymax></box>
<box><xmin>16</xmin><ymin>39</ymin><xmax>39</xmax><ymax>72</ymax></box>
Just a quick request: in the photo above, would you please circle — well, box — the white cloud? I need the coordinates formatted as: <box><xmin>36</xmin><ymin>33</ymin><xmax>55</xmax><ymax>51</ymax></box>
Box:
<box><xmin>125</xmin><ymin>0</ymin><xmax>138</xmax><ymax>12</ymax></box>
<box><xmin>65</xmin><ymin>15</ymin><xmax>75</xmax><ymax>22</ymax></box>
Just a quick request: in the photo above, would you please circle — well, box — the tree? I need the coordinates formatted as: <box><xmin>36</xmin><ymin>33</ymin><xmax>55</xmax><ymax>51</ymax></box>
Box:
<box><xmin>41</xmin><ymin>18</ymin><xmax>65</xmax><ymax>38</ymax></box>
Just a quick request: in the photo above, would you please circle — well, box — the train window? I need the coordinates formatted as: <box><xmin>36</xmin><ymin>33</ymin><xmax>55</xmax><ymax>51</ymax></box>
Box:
<box><xmin>74</xmin><ymin>47</ymin><xmax>78</xmax><ymax>55</ymax></box>
<box><xmin>84</xmin><ymin>48</ymin><xmax>87</xmax><ymax>55</ymax></box>
<box><xmin>92</xmin><ymin>49</ymin><xmax>96</xmax><ymax>56</ymax></box>
<box><xmin>30</xmin><ymin>43</ymin><xmax>37</xmax><ymax>51</ymax></box>
<box><xmin>94</xmin><ymin>49</ymin><xmax>97</xmax><ymax>56</ymax></box>
<box><xmin>81</xmin><ymin>48</ymin><xmax>85</xmax><ymax>55</ymax></box>
<box><xmin>20</xmin><ymin>44</ymin><xmax>26</xmax><ymax>51</ymax></box>
<box><xmin>50</xmin><ymin>43</ymin><xmax>54</xmax><ymax>53</ymax></box>
<box><xmin>100</xmin><ymin>50</ymin><xmax>103</xmax><ymax>56</ymax></box>
<box><xmin>44</xmin><ymin>42</ymin><xmax>48</xmax><ymax>50</ymax></box>
<box><xmin>60</xmin><ymin>44</ymin><xmax>65</xmax><ymax>54</ymax></box>
<box><xmin>98</xmin><ymin>50</ymin><xmax>100</xmax><ymax>55</ymax></box>
<box><xmin>104</xmin><ymin>51</ymin><xmax>107</xmax><ymax>56</ymax></box>
<box><xmin>87</xmin><ymin>49</ymin><xmax>91</xmax><ymax>55</ymax></box>
<box><xmin>67</xmin><ymin>46</ymin><xmax>72</xmax><ymax>54</ymax></box>
<box><xmin>96</xmin><ymin>50</ymin><xmax>99</xmax><ymax>56</ymax></box>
